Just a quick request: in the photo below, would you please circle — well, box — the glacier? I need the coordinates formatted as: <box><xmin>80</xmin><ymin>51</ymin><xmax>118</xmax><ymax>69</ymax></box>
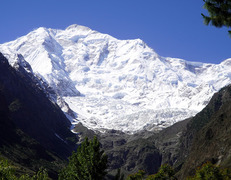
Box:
<box><xmin>1</xmin><ymin>24</ymin><xmax>231</xmax><ymax>133</ymax></box>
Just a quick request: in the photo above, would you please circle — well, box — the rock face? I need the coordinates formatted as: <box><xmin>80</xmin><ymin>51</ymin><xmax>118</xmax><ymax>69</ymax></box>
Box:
<box><xmin>176</xmin><ymin>84</ymin><xmax>231</xmax><ymax>179</ymax></box>
<box><xmin>0</xmin><ymin>53</ymin><xmax>77</xmax><ymax>159</ymax></box>
<box><xmin>74</xmin><ymin>118</ymin><xmax>190</xmax><ymax>178</ymax></box>
<box><xmin>75</xmin><ymin>84</ymin><xmax>231</xmax><ymax>179</ymax></box>
<box><xmin>1</xmin><ymin>24</ymin><xmax>231</xmax><ymax>133</ymax></box>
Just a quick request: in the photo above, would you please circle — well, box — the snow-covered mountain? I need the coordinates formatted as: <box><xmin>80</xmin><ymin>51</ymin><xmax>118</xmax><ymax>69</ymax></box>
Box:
<box><xmin>1</xmin><ymin>24</ymin><xmax>231</xmax><ymax>133</ymax></box>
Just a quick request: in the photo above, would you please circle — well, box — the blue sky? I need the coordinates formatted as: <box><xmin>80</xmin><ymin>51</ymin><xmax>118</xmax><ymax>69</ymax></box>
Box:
<box><xmin>0</xmin><ymin>0</ymin><xmax>230</xmax><ymax>64</ymax></box>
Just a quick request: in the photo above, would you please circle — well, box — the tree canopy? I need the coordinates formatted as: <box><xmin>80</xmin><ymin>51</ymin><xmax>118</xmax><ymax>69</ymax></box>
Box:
<box><xmin>202</xmin><ymin>0</ymin><xmax>231</xmax><ymax>35</ymax></box>
<box><xmin>59</xmin><ymin>136</ymin><xmax>108</xmax><ymax>180</ymax></box>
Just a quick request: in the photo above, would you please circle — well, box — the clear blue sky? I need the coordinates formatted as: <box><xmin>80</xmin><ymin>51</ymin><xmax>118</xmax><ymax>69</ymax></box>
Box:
<box><xmin>0</xmin><ymin>0</ymin><xmax>230</xmax><ymax>64</ymax></box>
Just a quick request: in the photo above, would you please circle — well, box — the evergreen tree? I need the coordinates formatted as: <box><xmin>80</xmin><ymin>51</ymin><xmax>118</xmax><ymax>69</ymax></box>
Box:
<box><xmin>59</xmin><ymin>136</ymin><xmax>108</xmax><ymax>180</ymax></box>
<box><xmin>202</xmin><ymin>0</ymin><xmax>231</xmax><ymax>35</ymax></box>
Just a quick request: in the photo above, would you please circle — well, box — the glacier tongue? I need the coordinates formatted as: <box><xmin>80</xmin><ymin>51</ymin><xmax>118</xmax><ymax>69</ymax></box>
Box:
<box><xmin>1</xmin><ymin>24</ymin><xmax>231</xmax><ymax>133</ymax></box>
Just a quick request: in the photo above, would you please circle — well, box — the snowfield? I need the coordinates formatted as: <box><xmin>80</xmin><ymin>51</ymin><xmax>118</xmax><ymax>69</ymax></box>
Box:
<box><xmin>1</xmin><ymin>24</ymin><xmax>231</xmax><ymax>133</ymax></box>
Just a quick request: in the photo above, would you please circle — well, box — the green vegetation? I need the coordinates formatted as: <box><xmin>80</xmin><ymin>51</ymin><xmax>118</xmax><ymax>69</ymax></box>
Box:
<box><xmin>0</xmin><ymin>136</ymin><xmax>108</xmax><ymax>179</ymax></box>
<box><xmin>126</xmin><ymin>170</ymin><xmax>145</xmax><ymax>180</ymax></box>
<box><xmin>0</xmin><ymin>158</ymin><xmax>16</xmax><ymax>180</ymax></box>
<box><xmin>202</xmin><ymin>0</ymin><xmax>231</xmax><ymax>36</ymax></box>
<box><xmin>0</xmin><ymin>158</ymin><xmax>49</xmax><ymax>180</ymax></box>
<box><xmin>126</xmin><ymin>162</ymin><xmax>231</xmax><ymax>180</ymax></box>
<box><xmin>59</xmin><ymin>136</ymin><xmax>108</xmax><ymax>180</ymax></box>
<box><xmin>125</xmin><ymin>164</ymin><xmax>176</xmax><ymax>180</ymax></box>
<box><xmin>146</xmin><ymin>164</ymin><xmax>176</xmax><ymax>180</ymax></box>
<box><xmin>187</xmin><ymin>162</ymin><xmax>231</xmax><ymax>180</ymax></box>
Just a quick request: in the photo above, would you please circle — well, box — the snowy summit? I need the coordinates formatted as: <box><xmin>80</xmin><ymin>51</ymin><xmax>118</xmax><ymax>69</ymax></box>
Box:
<box><xmin>1</xmin><ymin>24</ymin><xmax>231</xmax><ymax>133</ymax></box>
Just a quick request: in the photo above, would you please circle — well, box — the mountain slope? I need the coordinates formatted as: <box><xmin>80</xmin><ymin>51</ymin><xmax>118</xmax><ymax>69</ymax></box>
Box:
<box><xmin>0</xmin><ymin>52</ymin><xmax>77</xmax><ymax>160</ymax></box>
<box><xmin>89</xmin><ymin>84</ymin><xmax>231</xmax><ymax>178</ymax></box>
<box><xmin>176</xmin><ymin>84</ymin><xmax>231</xmax><ymax>179</ymax></box>
<box><xmin>1</xmin><ymin>24</ymin><xmax>231</xmax><ymax>133</ymax></box>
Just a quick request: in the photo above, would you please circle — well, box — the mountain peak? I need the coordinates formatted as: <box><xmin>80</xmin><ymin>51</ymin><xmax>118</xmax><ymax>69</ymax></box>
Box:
<box><xmin>66</xmin><ymin>24</ymin><xmax>93</xmax><ymax>32</ymax></box>
<box><xmin>32</xmin><ymin>27</ymin><xmax>50</xmax><ymax>35</ymax></box>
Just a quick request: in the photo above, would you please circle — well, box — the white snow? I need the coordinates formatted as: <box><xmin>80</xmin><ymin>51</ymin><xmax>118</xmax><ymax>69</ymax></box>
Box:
<box><xmin>1</xmin><ymin>24</ymin><xmax>231</xmax><ymax>133</ymax></box>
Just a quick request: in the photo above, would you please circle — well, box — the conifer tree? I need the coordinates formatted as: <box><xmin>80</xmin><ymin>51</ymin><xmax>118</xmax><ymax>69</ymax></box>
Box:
<box><xmin>202</xmin><ymin>0</ymin><xmax>231</xmax><ymax>35</ymax></box>
<box><xmin>59</xmin><ymin>136</ymin><xmax>108</xmax><ymax>180</ymax></box>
